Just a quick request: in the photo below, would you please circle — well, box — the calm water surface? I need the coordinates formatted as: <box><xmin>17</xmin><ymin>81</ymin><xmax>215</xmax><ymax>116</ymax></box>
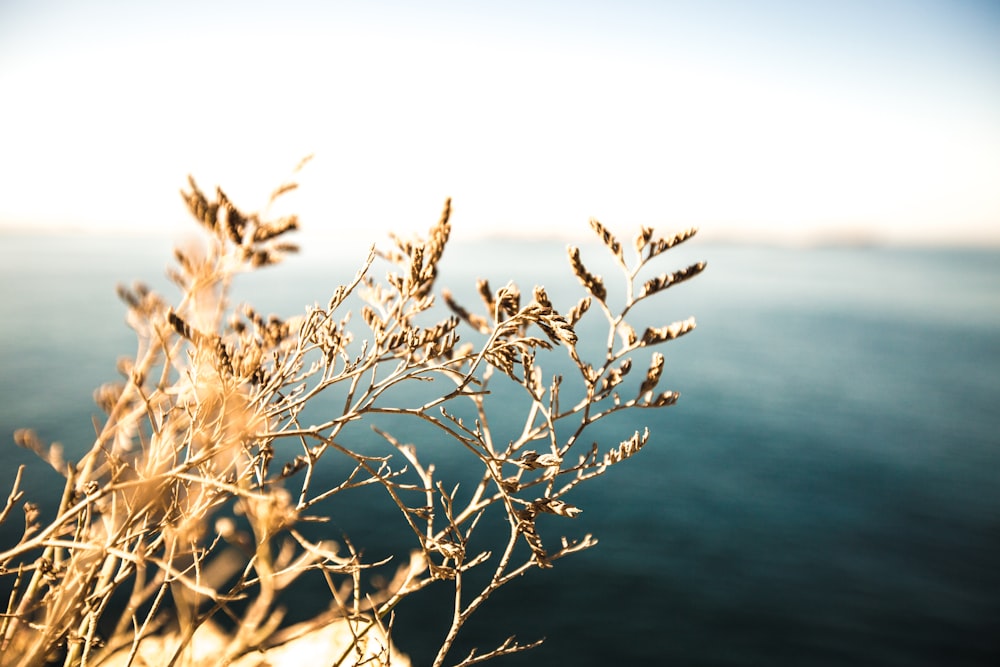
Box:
<box><xmin>1</xmin><ymin>232</ymin><xmax>998</xmax><ymax>665</ymax></box>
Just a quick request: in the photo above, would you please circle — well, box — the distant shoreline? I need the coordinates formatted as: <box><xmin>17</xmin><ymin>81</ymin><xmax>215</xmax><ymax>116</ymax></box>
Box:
<box><xmin>2</xmin><ymin>224</ymin><xmax>999</xmax><ymax>250</ymax></box>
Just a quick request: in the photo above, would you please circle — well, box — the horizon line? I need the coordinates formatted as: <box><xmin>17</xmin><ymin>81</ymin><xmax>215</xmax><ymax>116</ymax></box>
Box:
<box><xmin>2</xmin><ymin>223</ymin><xmax>999</xmax><ymax>250</ymax></box>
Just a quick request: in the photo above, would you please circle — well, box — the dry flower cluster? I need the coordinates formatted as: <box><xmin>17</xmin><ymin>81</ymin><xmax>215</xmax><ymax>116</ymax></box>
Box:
<box><xmin>0</xmin><ymin>169</ymin><xmax>703</xmax><ymax>667</ymax></box>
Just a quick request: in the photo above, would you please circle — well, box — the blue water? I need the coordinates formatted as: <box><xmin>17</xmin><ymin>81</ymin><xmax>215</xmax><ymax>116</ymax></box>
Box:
<box><xmin>1</xmin><ymin>232</ymin><xmax>998</xmax><ymax>665</ymax></box>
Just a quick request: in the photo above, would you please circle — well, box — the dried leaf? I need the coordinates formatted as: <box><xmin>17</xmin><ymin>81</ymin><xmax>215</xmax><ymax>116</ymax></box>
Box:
<box><xmin>648</xmin><ymin>227</ymin><xmax>699</xmax><ymax>258</ymax></box>
<box><xmin>634</xmin><ymin>226</ymin><xmax>655</xmax><ymax>253</ymax></box>
<box><xmin>531</xmin><ymin>497</ymin><xmax>583</xmax><ymax>518</ymax></box>
<box><xmin>641</xmin><ymin>261</ymin><xmax>707</xmax><ymax>298</ymax></box>
<box><xmin>511</xmin><ymin>451</ymin><xmax>562</xmax><ymax>470</ymax></box>
<box><xmin>567</xmin><ymin>247</ymin><xmax>607</xmax><ymax>303</ymax></box>
<box><xmin>589</xmin><ymin>218</ymin><xmax>623</xmax><ymax>261</ymax></box>
<box><xmin>639</xmin><ymin>352</ymin><xmax>665</xmax><ymax>396</ymax></box>
<box><xmin>603</xmin><ymin>429</ymin><xmax>650</xmax><ymax>466</ymax></box>
<box><xmin>566</xmin><ymin>296</ymin><xmax>591</xmax><ymax>326</ymax></box>
<box><xmin>641</xmin><ymin>317</ymin><xmax>697</xmax><ymax>346</ymax></box>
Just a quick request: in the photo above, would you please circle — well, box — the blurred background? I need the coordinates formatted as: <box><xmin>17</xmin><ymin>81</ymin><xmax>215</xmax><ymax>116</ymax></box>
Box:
<box><xmin>1</xmin><ymin>1</ymin><xmax>999</xmax><ymax>665</ymax></box>
<box><xmin>1</xmin><ymin>0</ymin><xmax>998</xmax><ymax>244</ymax></box>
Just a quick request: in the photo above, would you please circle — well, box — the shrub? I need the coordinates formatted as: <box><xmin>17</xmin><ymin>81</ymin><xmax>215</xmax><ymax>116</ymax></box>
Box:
<box><xmin>0</xmin><ymin>169</ymin><xmax>704</xmax><ymax>667</ymax></box>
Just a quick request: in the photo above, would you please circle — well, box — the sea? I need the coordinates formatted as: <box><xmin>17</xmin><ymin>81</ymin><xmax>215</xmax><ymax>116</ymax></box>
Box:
<box><xmin>1</xmin><ymin>231</ymin><xmax>998</xmax><ymax>666</ymax></box>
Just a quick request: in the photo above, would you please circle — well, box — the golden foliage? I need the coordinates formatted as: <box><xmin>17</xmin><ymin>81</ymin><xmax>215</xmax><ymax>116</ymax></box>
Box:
<box><xmin>1</xmin><ymin>173</ymin><xmax>703</xmax><ymax>667</ymax></box>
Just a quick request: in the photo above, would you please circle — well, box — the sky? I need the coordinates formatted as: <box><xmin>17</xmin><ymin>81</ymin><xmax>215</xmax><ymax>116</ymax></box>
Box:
<box><xmin>1</xmin><ymin>0</ymin><xmax>999</xmax><ymax>245</ymax></box>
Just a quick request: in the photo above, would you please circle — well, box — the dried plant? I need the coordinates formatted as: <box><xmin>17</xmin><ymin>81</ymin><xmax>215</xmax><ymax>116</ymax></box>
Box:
<box><xmin>0</xmin><ymin>172</ymin><xmax>704</xmax><ymax>667</ymax></box>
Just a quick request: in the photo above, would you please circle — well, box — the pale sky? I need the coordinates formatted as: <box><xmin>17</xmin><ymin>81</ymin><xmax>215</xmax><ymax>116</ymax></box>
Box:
<box><xmin>1</xmin><ymin>0</ymin><xmax>999</xmax><ymax>245</ymax></box>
